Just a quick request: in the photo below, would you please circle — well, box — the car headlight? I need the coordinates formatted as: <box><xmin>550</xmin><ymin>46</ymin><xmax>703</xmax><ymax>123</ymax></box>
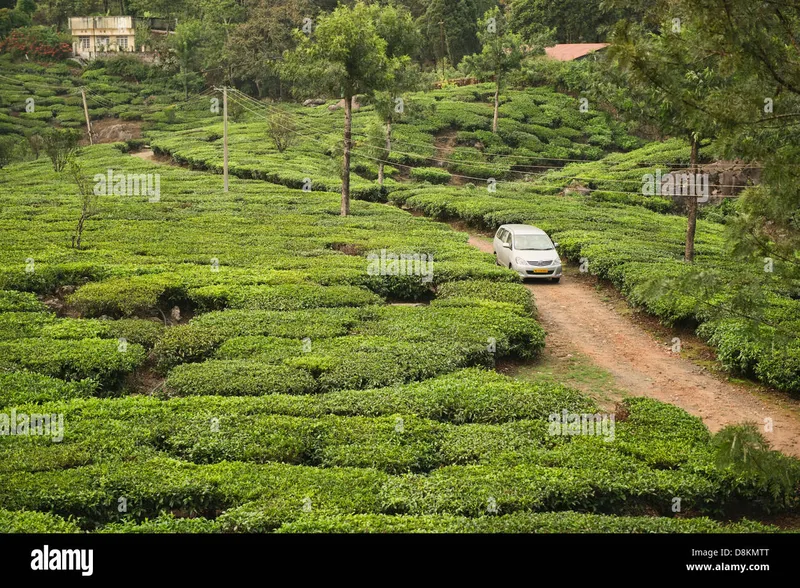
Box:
<box><xmin>553</xmin><ymin>259</ymin><xmax>562</xmax><ymax>266</ymax></box>
<box><xmin>514</xmin><ymin>257</ymin><xmax>528</xmax><ymax>266</ymax></box>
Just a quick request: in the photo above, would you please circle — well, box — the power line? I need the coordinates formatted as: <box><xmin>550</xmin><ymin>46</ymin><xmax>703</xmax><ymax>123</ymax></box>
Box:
<box><xmin>222</xmin><ymin>91</ymin><xmax>746</xmax><ymax>197</ymax></box>
<box><xmin>222</xmin><ymin>88</ymin><xmax>757</xmax><ymax>190</ymax></box>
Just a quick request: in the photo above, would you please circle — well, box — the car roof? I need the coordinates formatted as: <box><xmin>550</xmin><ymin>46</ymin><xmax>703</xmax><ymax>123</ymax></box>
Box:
<box><xmin>499</xmin><ymin>224</ymin><xmax>546</xmax><ymax>235</ymax></box>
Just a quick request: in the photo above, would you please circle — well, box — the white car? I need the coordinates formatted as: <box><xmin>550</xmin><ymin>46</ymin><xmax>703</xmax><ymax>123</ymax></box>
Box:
<box><xmin>493</xmin><ymin>224</ymin><xmax>562</xmax><ymax>282</ymax></box>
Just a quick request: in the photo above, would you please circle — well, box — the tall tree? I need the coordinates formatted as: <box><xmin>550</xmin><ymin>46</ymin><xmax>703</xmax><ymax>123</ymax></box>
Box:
<box><xmin>510</xmin><ymin>0</ymin><xmax>657</xmax><ymax>43</ymax></box>
<box><xmin>224</xmin><ymin>0</ymin><xmax>313</xmax><ymax>98</ymax></box>
<box><xmin>369</xmin><ymin>1</ymin><xmax>420</xmax><ymax>185</ymax></box>
<box><xmin>608</xmin><ymin>14</ymin><xmax>725</xmax><ymax>262</ymax></box>
<box><xmin>170</xmin><ymin>19</ymin><xmax>204</xmax><ymax>100</ymax></box>
<box><xmin>419</xmin><ymin>0</ymin><xmax>481</xmax><ymax>70</ymax></box>
<box><xmin>463</xmin><ymin>7</ymin><xmax>525</xmax><ymax>133</ymax></box>
<box><xmin>284</xmin><ymin>1</ymin><xmax>391</xmax><ymax>215</ymax></box>
<box><xmin>666</xmin><ymin>0</ymin><xmax>800</xmax><ymax>267</ymax></box>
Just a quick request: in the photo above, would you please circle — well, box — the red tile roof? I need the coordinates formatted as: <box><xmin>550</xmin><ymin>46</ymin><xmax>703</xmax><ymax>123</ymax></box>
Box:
<box><xmin>544</xmin><ymin>43</ymin><xmax>609</xmax><ymax>61</ymax></box>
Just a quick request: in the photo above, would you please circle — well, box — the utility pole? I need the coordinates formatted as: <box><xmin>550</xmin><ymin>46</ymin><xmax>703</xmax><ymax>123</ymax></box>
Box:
<box><xmin>80</xmin><ymin>89</ymin><xmax>93</xmax><ymax>145</ymax></box>
<box><xmin>223</xmin><ymin>86</ymin><xmax>229</xmax><ymax>193</ymax></box>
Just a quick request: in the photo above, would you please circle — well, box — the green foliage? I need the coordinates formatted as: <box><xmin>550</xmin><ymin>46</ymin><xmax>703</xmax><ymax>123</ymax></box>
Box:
<box><xmin>419</xmin><ymin>0</ymin><xmax>480</xmax><ymax>66</ymax></box>
<box><xmin>166</xmin><ymin>361</ymin><xmax>318</xmax><ymax>396</ymax></box>
<box><xmin>409</xmin><ymin>166</ymin><xmax>451</xmax><ymax>184</ymax></box>
<box><xmin>0</xmin><ymin>338</ymin><xmax>145</xmax><ymax>390</ymax></box>
<box><xmin>0</xmin><ymin>371</ymin><xmax>97</xmax><ymax>408</ymax></box>
<box><xmin>284</xmin><ymin>2</ymin><xmax>391</xmax><ymax>100</ymax></box>
<box><xmin>435</xmin><ymin>280</ymin><xmax>535</xmax><ymax>316</ymax></box>
<box><xmin>712</xmin><ymin>424</ymin><xmax>800</xmax><ymax>507</ymax></box>
<box><xmin>0</xmin><ymin>509</ymin><xmax>80</xmax><ymax>533</ymax></box>
<box><xmin>97</xmin><ymin>513</ymin><xmax>221</xmax><ymax>533</ymax></box>
<box><xmin>510</xmin><ymin>0</ymin><xmax>637</xmax><ymax>43</ymax></box>
<box><xmin>42</xmin><ymin>128</ymin><xmax>79</xmax><ymax>172</ymax></box>
<box><xmin>68</xmin><ymin>274</ymin><xmax>186</xmax><ymax>318</ymax></box>
<box><xmin>0</xmin><ymin>290</ymin><xmax>46</xmax><ymax>312</ymax></box>
<box><xmin>276</xmin><ymin>511</ymin><xmax>777</xmax><ymax>533</ymax></box>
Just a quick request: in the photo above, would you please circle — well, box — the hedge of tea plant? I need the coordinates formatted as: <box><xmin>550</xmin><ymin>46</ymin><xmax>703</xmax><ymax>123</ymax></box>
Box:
<box><xmin>146</xmin><ymin>84</ymin><xmax>641</xmax><ymax>195</ymax></box>
<box><xmin>0</xmin><ymin>146</ymin><xmax>544</xmax><ymax>400</ymax></box>
<box><xmin>0</xmin><ymin>55</ymin><xmax>205</xmax><ymax>166</ymax></box>
<box><xmin>1</xmin><ymin>372</ymin><xmax>797</xmax><ymax>530</ymax></box>
<box><xmin>2</xmin><ymin>84</ymin><xmax>797</xmax><ymax>533</ymax></box>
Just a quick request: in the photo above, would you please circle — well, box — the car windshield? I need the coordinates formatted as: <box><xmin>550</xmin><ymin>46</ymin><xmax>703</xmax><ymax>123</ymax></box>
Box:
<box><xmin>514</xmin><ymin>234</ymin><xmax>553</xmax><ymax>250</ymax></box>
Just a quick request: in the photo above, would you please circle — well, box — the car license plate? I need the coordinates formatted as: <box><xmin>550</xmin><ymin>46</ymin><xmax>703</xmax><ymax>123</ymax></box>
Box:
<box><xmin>533</xmin><ymin>269</ymin><xmax>549</xmax><ymax>274</ymax></box>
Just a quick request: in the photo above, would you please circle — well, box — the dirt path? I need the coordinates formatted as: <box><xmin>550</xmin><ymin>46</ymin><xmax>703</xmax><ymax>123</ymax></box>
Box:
<box><xmin>469</xmin><ymin>234</ymin><xmax>800</xmax><ymax>457</ymax></box>
<box><xmin>131</xmin><ymin>149</ymin><xmax>156</xmax><ymax>161</ymax></box>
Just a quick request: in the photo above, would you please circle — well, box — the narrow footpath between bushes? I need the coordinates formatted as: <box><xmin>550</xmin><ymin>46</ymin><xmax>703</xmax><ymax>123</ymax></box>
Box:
<box><xmin>467</xmin><ymin>233</ymin><xmax>800</xmax><ymax>458</ymax></box>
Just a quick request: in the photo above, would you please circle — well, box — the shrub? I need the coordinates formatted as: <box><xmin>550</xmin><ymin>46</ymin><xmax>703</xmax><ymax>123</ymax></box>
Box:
<box><xmin>0</xmin><ymin>338</ymin><xmax>145</xmax><ymax>390</ymax></box>
<box><xmin>435</xmin><ymin>280</ymin><xmax>535</xmax><ymax>316</ymax></box>
<box><xmin>0</xmin><ymin>509</ymin><xmax>80</xmax><ymax>533</ymax></box>
<box><xmin>188</xmin><ymin>284</ymin><xmax>382</xmax><ymax>312</ymax></box>
<box><xmin>0</xmin><ymin>26</ymin><xmax>72</xmax><ymax>60</ymax></box>
<box><xmin>153</xmin><ymin>325</ymin><xmax>228</xmax><ymax>372</ymax></box>
<box><xmin>104</xmin><ymin>318</ymin><xmax>166</xmax><ymax>349</ymax></box>
<box><xmin>97</xmin><ymin>514</ymin><xmax>222</xmax><ymax>533</ymax></box>
<box><xmin>275</xmin><ymin>511</ymin><xmax>778</xmax><ymax>533</ymax></box>
<box><xmin>267</xmin><ymin>111</ymin><xmax>297</xmax><ymax>152</ymax></box>
<box><xmin>0</xmin><ymin>290</ymin><xmax>46</xmax><ymax>312</ymax></box>
<box><xmin>165</xmin><ymin>360</ymin><xmax>318</xmax><ymax>396</ymax></box>
<box><xmin>41</xmin><ymin>127</ymin><xmax>79</xmax><ymax>172</ymax></box>
<box><xmin>68</xmin><ymin>274</ymin><xmax>186</xmax><ymax>318</ymax></box>
<box><xmin>410</xmin><ymin>166</ymin><xmax>452</xmax><ymax>184</ymax></box>
<box><xmin>0</xmin><ymin>371</ymin><xmax>97</xmax><ymax>407</ymax></box>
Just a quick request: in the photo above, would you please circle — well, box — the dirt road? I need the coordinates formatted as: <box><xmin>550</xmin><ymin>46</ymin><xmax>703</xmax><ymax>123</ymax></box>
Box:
<box><xmin>469</xmin><ymin>235</ymin><xmax>800</xmax><ymax>457</ymax></box>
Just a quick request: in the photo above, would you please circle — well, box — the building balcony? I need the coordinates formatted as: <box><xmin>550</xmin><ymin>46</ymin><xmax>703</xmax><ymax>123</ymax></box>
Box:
<box><xmin>69</xmin><ymin>16</ymin><xmax>134</xmax><ymax>32</ymax></box>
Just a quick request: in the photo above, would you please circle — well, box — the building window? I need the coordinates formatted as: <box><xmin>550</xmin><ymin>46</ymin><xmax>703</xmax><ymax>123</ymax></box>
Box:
<box><xmin>79</xmin><ymin>36</ymin><xmax>90</xmax><ymax>49</ymax></box>
<box><xmin>116</xmin><ymin>36</ymin><xmax>128</xmax><ymax>49</ymax></box>
<box><xmin>97</xmin><ymin>36</ymin><xmax>110</xmax><ymax>50</ymax></box>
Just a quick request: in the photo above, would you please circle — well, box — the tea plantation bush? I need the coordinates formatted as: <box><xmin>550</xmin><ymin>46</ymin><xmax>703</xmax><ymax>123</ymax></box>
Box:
<box><xmin>274</xmin><ymin>512</ymin><xmax>777</xmax><ymax>534</ymax></box>
<box><xmin>1</xmin><ymin>82</ymin><xmax>797</xmax><ymax>534</ymax></box>
<box><xmin>1</xmin><ymin>372</ymin><xmax>796</xmax><ymax>530</ymax></box>
<box><xmin>0</xmin><ymin>509</ymin><xmax>81</xmax><ymax>533</ymax></box>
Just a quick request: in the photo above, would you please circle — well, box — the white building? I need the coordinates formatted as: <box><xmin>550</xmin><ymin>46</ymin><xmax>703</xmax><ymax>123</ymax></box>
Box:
<box><xmin>69</xmin><ymin>16</ymin><xmax>138</xmax><ymax>59</ymax></box>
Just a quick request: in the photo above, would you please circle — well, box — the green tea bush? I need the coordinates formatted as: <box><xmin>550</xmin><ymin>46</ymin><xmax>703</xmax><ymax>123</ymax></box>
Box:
<box><xmin>275</xmin><ymin>511</ymin><xmax>777</xmax><ymax>533</ymax></box>
<box><xmin>435</xmin><ymin>280</ymin><xmax>535</xmax><ymax>316</ymax></box>
<box><xmin>0</xmin><ymin>371</ymin><xmax>97</xmax><ymax>407</ymax></box>
<box><xmin>97</xmin><ymin>514</ymin><xmax>221</xmax><ymax>533</ymax></box>
<box><xmin>410</xmin><ymin>166</ymin><xmax>452</xmax><ymax>184</ymax></box>
<box><xmin>153</xmin><ymin>325</ymin><xmax>227</xmax><ymax>372</ymax></box>
<box><xmin>0</xmin><ymin>290</ymin><xmax>46</xmax><ymax>312</ymax></box>
<box><xmin>166</xmin><ymin>361</ymin><xmax>318</xmax><ymax>396</ymax></box>
<box><xmin>0</xmin><ymin>509</ymin><xmax>81</xmax><ymax>533</ymax></box>
<box><xmin>0</xmin><ymin>338</ymin><xmax>145</xmax><ymax>390</ymax></box>
<box><xmin>188</xmin><ymin>283</ymin><xmax>382</xmax><ymax>312</ymax></box>
<box><xmin>68</xmin><ymin>274</ymin><xmax>186</xmax><ymax>317</ymax></box>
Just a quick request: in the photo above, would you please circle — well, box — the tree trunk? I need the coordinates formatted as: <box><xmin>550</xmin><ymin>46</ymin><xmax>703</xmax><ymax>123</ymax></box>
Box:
<box><xmin>492</xmin><ymin>79</ymin><xmax>500</xmax><ymax>133</ymax></box>
<box><xmin>684</xmin><ymin>136</ymin><xmax>699</xmax><ymax>263</ymax></box>
<box><xmin>378</xmin><ymin>117</ymin><xmax>392</xmax><ymax>186</ymax></box>
<box><xmin>181</xmin><ymin>64</ymin><xmax>188</xmax><ymax>101</ymax></box>
<box><xmin>73</xmin><ymin>214</ymin><xmax>86</xmax><ymax>250</ymax></box>
<box><xmin>341</xmin><ymin>94</ymin><xmax>352</xmax><ymax>216</ymax></box>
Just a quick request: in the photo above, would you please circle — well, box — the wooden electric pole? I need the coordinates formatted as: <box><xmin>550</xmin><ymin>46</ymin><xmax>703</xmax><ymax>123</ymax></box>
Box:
<box><xmin>81</xmin><ymin>89</ymin><xmax>93</xmax><ymax>145</ymax></box>
<box><xmin>223</xmin><ymin>86</ymin><xmax>229</xmax><ymax>193</ymax></box>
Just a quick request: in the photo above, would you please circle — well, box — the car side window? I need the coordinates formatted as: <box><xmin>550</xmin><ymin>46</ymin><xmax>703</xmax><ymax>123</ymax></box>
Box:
<box><xmin>496</xmin><ymin>228</ymin><xmax>506</xmax><ymax>241</ymax></box>
<box><xmin>503</xmin><ymin>231</ymin><xmax>512</xmax><ymax>246</ymax></box>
